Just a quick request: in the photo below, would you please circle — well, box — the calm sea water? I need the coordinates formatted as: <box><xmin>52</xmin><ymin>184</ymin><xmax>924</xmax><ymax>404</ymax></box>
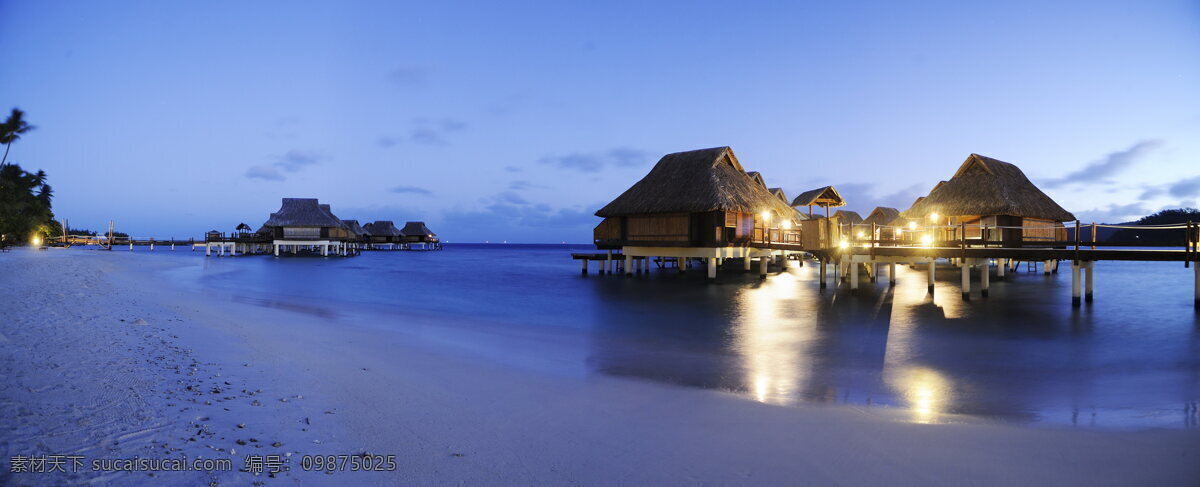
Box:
<box><xmin>136</xmin><ymin>244</ymin><xmax>1200</xmax><ymax>428</ymax></box>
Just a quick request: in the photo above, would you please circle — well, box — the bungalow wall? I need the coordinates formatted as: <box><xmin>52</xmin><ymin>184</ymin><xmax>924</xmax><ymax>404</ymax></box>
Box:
<box><xmin>594</xmin><ymin>211</ymin><xmax>784</xmax><ymax>247</ymax></box>
<box><xmin>274</xmin><ymin>226</ymin><xmax>350</xmax><ymax>240</ymax></box>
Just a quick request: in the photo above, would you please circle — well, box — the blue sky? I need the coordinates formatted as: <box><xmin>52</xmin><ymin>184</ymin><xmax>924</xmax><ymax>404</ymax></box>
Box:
<box><xmin>1</xmin><ymin>1</ymin><xmax>1198</xmax><ymax>242</ymax></box>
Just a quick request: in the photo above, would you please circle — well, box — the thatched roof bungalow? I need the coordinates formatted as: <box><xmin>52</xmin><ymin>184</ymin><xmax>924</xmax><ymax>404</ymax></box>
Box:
<box><xmin>399</xmin><ymin>221</ymin><xmax>439</xmax><ymax>243</ymax></box>
<box><xmin>863</xmin><ymin>207</ymin><xmax>900</xmax><ymax>227</ymax></box>
<box><xmin>363</xmin><ymin>220</ymin><xmax>403</xmax><ymax>244</ymax></box>
<box><xmin>261</xmin><ymin>198</ymin><xmax>352</xmax><ymax>241</ymax></box>
<box><xmin>833</xmin><ymin>210</ymin><xmax>863</xmax><ymax>225</ymax></box>
<box><xmin>791</xmin><ymin>186</ymin><xmax>846</xmax><ymax>217</ymax></box>
<box><xmin>901</xmin><ymin>154</ymin><xmax>1075</xmax><ymax>245</ymax></box>
<box><xmin>341</xmin><ymin>220</ymin><xmax>368</xmax><ymax>239</ymax></box>
<box><xmin>595</xmin><ymin>146</ymin><xmax>799</xmax><ymax>249</ymax></box>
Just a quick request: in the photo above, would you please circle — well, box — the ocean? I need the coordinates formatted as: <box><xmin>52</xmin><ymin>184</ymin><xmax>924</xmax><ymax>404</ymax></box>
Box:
<box><xmin>134</xmin><ymin>243</ymin><xmax>1200</xmax><ymax>428</ymax></box>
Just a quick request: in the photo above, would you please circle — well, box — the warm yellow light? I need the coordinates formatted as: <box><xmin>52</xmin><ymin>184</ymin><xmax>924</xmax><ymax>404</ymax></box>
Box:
<box><xmin>920</xmin><ymin>234</ymin><xmax>933</xmax><ymax>247</ymax></box>
<box><xmin>782</xmin><ymin>220</ymin><xmax>792</xmax><ymax>229</ymax></box>
<box><xmin>761</xmin><ymin>211</ymin><xmax>772</xmax><ymax>222</ymax></box>
<box><xmin>838</xmin><ymin>239</ymin><xmax>849</xmax><ymax>249</ymax></box>
<box><xmin>907</xmin><ymin>221</ymin><xmax>918</xmax><ymax>230</ymax></box>
<box><xmin>929</xmin><ymin>212</ymin><xmax>939</xmax><ymax>222</ymax></box>
<box><xmin>856</xmin><ymin>231</ymin><xmax>865</xmax><ymax>239</ymax></box>
<box><xmin>30</xmin><ymin>236</ymin><xmax>41</xmax><ymax>247</ymax></box>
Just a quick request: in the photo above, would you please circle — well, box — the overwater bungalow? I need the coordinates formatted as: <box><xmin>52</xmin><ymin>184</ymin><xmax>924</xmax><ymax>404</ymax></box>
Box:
<box><xmin>262</xmin><ymin>198</ymin><xmax>354</xmax><ymax>256</ymax></box>
<box><xmin>593</xmin><ymin>146</ymin><xmax>800</xmax><ymax>278</ymax></box>
<box><xmin>862</xmin><ymin>206</ymin><xmax>901</xmax><ymax>240</ymax></box>
<box><xmin>791</xmin><ymin>186</ymin><xmax>846</xmax><ymax>218</ymax></box>
<box><xmin>363</xmin><ymin>220</ymin><xmax>404</xmax><ymax>249</ymax></box>
<box><xmin>399</xmin><ymin>221</ymin><xmax>441</xmax><ymax>249</ymax></box>
<box><xmin>900</xmin><ymin>154</ymin><xmax>1075</xmax><ymax>245</ymax></box>
<box><xmin>341</xmin><ymin>219</ymin><xmax>368</xmax><ymax>247</ymax></box>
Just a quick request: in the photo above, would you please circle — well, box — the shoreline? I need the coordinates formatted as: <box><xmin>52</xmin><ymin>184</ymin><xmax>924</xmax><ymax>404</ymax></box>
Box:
<box><xmin>3</xmin><ymin>249</ymin><xmax>1200</xmax><ymax>485</ymax></box>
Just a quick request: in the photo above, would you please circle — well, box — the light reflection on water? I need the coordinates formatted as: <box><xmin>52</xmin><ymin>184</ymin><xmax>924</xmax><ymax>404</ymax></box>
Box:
<box><xmin>143</xmin><ymin>244</ymin><xmax>1200</xmax><ymax>428</ymax></box>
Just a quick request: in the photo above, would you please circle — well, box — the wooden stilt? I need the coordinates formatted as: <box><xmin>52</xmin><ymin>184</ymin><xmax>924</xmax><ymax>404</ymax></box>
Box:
<box><xmin>960</xmin><ymin>261</ymin><xmax>970</xmax><ymax>300</ymax></box>
<box><xmin>928</xmin><ymin>257</ymin><xmax>936</xmax><ymax>294</ymax></box>
<box><xmin>625</xmin><ymin>255</ymin><xmax>633</xmax><ymax>277</ymax></box>
<box><xmin>870</xmin><ymin>262</ymin><xmax>878</xmax><ymax>283</ymax></box>
<box><xmin>1085</xmin><ymin>261</ymin><xmax>1094</xmax><ymax>302</ymax></box>
<box><xmin>850</xmin><ymin>260</ymin><xmax>859</xmax><ymax>294</ymax></box>
<box><xmin>707</xmin><ymin>257</ymin><xmax>717</xmax><ymax>280</ymax></box>
<box><xmin>743</xmin><ymin>255</ymin><xmax>752</xmax><ymax>271</ymax></box>
<box><xmin>889</xmin><ymin>263</ymin><xmax>896</xmax><ymax>286</ymax></box>
<box><xmin>1194</xmin><ymin>260</ymin><xmax>1199</xmax><ymax>310</ymax></box>
<box><xmin>819</xmin><ymin>258</ymin><xmax>827</xmax><ymax>289</ymax></box>
<box><xmin>997</xmin><ymin>258</ymin><xmax>1005</xmax><ymax>280</ymax></box>
<box><xmin>1044</xmin><ymin>260</ymin><xmax>1051</xmax><ymax>275</ymax></box>
<box><xmin>677</xmin><ymin>257</ymin><xmax>685</xmax><ymax>273</ymax></box>
<box><xmin>980</xmin><ymin>259</ymin><xmax>990</xmax><ymax>298</ymax></box>
<box><xmin>581</xmin><ymin>258</ymin><xmax>588</xmax><ymax>275</ymax></box>
<box><xmin>1071</xmin><ymin>262</ymin><xmax>1081</xmax><ymax>307</ymax></box>
<box><xmin>759</xmin><ymin>255</ymin><xmax>768</xmax><ymax>279</ymax></box>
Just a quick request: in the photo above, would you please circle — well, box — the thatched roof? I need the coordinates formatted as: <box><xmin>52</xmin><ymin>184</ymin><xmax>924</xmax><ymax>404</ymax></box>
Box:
<box><xmin>833</xmin><ymin>210</ymin><xmax>863</xmax><ymax>225</ymax></box>
<box><xmin>902</xmin><ymin>154</ymin><xmax>1075</xmax><ymax>221</ymax></box>
<box><xmin>595</xmin><ymin>147</ymin><xmax>796</xmax><ymax>218</ymax></box>
<box><xmin>341</xmin><ymin>219</ymin><xmax>367</xmax><ymax>237</ymax></box>
<box><xmin>263</xmin><ymin>198</ymin><xmax>345</xmax><ymax>227</ymax></box>
<box><xmin>768</xmin><ymin>187</ymin><xmax>789</xmax><ymax>205</ymax></box>
<box><xmin>745</xmin><ymin>171</ymin><xmax>766</xmax><ymax>189</ymax></box>
<box><xmin>319</xmin><ymin>204</ymin><xmax>350</xmax><ymax>230</ymax></box>
<box><xmin>363</xmin><ymin>220</ymin><xmax>402</xmax><ymax>237</ymax></box>
<box><xmin>791</xmin><ymin>186</ymin><xmax>846</xmax><ymax>208</ymax></box>
<box><xmin>863</xmin><ymin>207</ymin><xmax>901</xmax><ymax>226</ymax></box>
<box><xmin>400</xmin><ymin>221</ymin><xmax>436</xmax><ymax>237</ymax></box>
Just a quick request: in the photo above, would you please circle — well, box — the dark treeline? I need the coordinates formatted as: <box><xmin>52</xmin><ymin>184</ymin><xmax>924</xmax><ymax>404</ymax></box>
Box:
<box><xmin>1107</xmin><ymin>208</ymin><xmax>1200</xmax><ymax>244</ymax></box>
<box><xmin>0</xmin><ymin>108</ymin><xmax>61</xmax><ymax>246</ymax></box>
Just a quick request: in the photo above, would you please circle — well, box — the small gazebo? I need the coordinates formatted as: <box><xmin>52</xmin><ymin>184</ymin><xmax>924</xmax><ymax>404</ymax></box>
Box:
<box><xmin>791</xmin><ymin>186</ymin><xmax>846</xmax><ymax>218</ymax></box>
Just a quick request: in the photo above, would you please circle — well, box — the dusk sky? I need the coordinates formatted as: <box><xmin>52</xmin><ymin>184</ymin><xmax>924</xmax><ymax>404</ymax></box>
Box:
<box><xmin>2</xmin><ymin>1</ymin><xmax>1198</xmax><ymax>242</ymax></box>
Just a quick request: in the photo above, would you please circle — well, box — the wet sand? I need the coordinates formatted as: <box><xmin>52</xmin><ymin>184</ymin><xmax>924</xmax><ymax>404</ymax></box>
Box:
<box><xmin>2</xmin><ymin>248</ymin><xmax>1199</xmax><ymax>485</ymax></box>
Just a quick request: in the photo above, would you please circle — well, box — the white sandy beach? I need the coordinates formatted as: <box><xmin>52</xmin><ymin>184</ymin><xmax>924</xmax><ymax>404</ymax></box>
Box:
<box><xmin>2</xmin><ymin>248</ymin><xmax>1199</xmax><ymax>486</ymax></box>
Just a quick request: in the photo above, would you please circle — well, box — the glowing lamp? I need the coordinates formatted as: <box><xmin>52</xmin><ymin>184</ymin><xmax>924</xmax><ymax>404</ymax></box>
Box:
<box><xmin>929</xmin><ymin>212</ymin><xmax>939</xmax><ymax>222</ymax></box>
<box><xmin>761</xmin><ymin>211</ymin><xmax>772</xmax><ymax>222</ymax></box>
<box><xmin>838</xmin><ymin>239</ymin><xmax>849</xmax><ymax>249</ymax></box>
<box><xmin>907</xmin><ymin>221</ymin><xmax>918</xmax><ymax>231</ymax></box>
<box><xmin>920</xmin><ymin>235</ymin><xmax>933</xmax><ymax>247</ymax></box>
<box><xmin>782</xmin><ymin>220</ymin><xmax>792</xmax><ymax>229</ymax></box>
<box><xmin>30</xmin><ymin>236</ymin><xmax>41</xmax><ymax>247</ymax></box>
<box><xmin>856</xmin><ymin>231</ymin><xmax>865</xmax><ymax>239</ymax></box>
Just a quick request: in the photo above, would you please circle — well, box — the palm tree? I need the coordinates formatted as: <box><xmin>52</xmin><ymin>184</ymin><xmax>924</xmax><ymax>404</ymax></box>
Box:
<box><xmin>0</xmin><ymin>108</ymin><xmax>35</xmax><ymax>166</ymax></box>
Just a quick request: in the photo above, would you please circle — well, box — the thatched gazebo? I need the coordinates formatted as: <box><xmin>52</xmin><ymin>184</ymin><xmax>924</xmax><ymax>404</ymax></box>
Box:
<box><xmin>791</xmin><ymin>186</ymin><xmax>846</xmax><ymax>218</ymax></box>
<box><xmin>594</xmin><ymin>146</ymin><xmax>800</xmax><ymax>278</ymax></box>
<box><xmin>901</xmin><ymin>154</ymin><xmax>1075</xmax><ymax>245</ymax></box>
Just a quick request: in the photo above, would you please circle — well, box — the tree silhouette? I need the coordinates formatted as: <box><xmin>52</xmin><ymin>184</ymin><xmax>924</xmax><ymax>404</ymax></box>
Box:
<box><xmin>0</xmin><ymin>108</ymin><xmax>36</xmax><ymax>166</ymax></box>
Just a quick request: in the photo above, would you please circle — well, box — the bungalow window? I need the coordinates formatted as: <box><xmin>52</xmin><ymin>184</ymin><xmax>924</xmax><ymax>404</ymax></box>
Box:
<box><xmin>283</xmin><ymin>227</ymin><xmax>321</xmax><ymax>238</ymax></box>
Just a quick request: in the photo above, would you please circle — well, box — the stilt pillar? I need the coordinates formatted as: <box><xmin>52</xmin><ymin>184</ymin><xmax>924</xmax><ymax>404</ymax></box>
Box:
<box><xmin>707</xmin><ymin>257</ymin><xmax>717</xmax><ymax>280</ymax></box>
<box><xmin>980</xmin><ymin>260</ymin><xmax>990</xmax><ymax>297</ymax></box>
<box><xmin>581</xmin><ymin>258</ymin><xmax>588</xmax><ymax>275</ymax></box>
<box><xmin>625</xmin><ymin>254</ymin><xmax>633</xmax><ymax>277</ymax></box>
<box><xmin>759</xmin><ymin>255</ymin><xmax>768</xmax><ymax>279</ymax></box>
<box><xmin>927</xmin><ymin>257</ymin><xmax>935</xmax><ymax>294</ymax></box>
<box><xmin>1044</xmin><ymin>260</ymin><xmax>1052</xmax><ymax>275</ymax></box>
<box><xmin>850</xmin><ymin>261</ymin><xmax>859</xmax><ymax>294</ymax></box>
<box><xmin>889</xmin><ymin>263</ymin><xmax>897</xmax><ymax>286</ymax></box>
<box><xmin>1085</xmin><ymin>261</ymin><xmax>1094</xmax><ymax>302</ymax></box>
<box><xmin>1071</xmin><ymin>262</ymin><xmax>1082</xmax><ymax>307</ymax></box>
<box><xmin>677</xmin><ymin>257</ymin><xmax>685</xmax><ymax>273</ymax></box>
<box><xmin>997</xmin><ymin>258</ymin><xmax>1006</xmax><ymax>280</ymax></box>
<box><xmin>870</xmin><ymin>262</ymin><xmax>878</xmax><ymax>283</ymax></box>
<box><xmin>819</xmin><ymin>258</ymin><xmax>827</xmax><ymax>289</ymax></box>
<box><xmin>1194</xmin><ymin>261</ymin><xmax>1199</xmax><ymax>310</ymax></box>
<box><xmin>606</xmin><ymin>250</ymin><xmax>613</xmax><ymax>275</ymax></box>
<box><xmin>961</xmin><ymin>261</ymin><xmax>971</xmax><ymax>300</ymax></box>
<box><xmin>273</xmin><ymin>244</ymin><xmax>279</xmax><ymax>256</ymax></box>
<box><xmin>206</xmin><ymin>243</ymin><xmax>211</xmax><ymax>256</ymax></box>
<box><xmin>743</xmin><ymin>256</ymin><xmax>752</xmax><ymax>271</ymax></box>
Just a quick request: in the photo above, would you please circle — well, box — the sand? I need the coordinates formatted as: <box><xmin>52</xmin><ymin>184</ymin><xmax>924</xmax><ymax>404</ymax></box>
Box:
<box><xmin>2</xmin><ymin>248</ymin><xmax>1199</xmax><ymax>486</ymax></box>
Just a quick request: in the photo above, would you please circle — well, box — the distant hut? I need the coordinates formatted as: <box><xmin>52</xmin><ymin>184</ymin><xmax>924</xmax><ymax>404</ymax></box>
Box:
<box><xmin>400</xmin><ymin>222</ymin><xmax>439</xmax><ymax>247</ymax></box>
<box><xmin>901</xmin><ymin>154</ymin><xmax>1075</xmax><ymax>245</ymax></box>
<box><xmin>262</xmin><ymin>198</ymin><xmax>353</xmax><ymax>256</ymax></box>
<box><xmin>594</xmin><ymin>147</ymin><xmax>800</xmax><ymax>277</ymax></box>
<box><xmin>791</xmin><ymin>186</ymin><xmax>846</xmax><ymax>218</ymax></box>
<box><xmin>362</xmin><ymin>220</ymin><xmax>403</xmax><ymax>248</ymax></box>
<box><xmin>833</xmin><ymin>210</ymin><xmax>863</xmax><ymax>225</ymax></box>
<box><xmin>862</xmin><ymin>207</ymin><xmax>901</xmax><ymax>241</ymax></box>
<box><xmin>341</xmin><ymin>220</ymin><xmax>368</xmax><ymax>241</ymax></box>
<box><xmin>745</xmin><ymin>171</ymin><xmax>767</xmax><ymax>189</ymax></box>
<box><xmin>235</xmin><ymin>222</ymin><xmax>252</xmax><ymax>235</ymax></box>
